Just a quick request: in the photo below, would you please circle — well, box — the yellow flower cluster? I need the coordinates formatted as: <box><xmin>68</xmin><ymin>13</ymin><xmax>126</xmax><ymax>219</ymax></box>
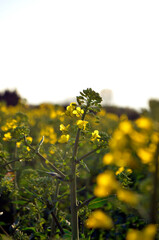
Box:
<box><xmin>39</xmin><ymin>126</ymin><xmax>57</xmax><ymax>144</ymax></box>
<box><xmin>1</xmin><ymin>119</ymin><xmax>17</xmax><ymax>132</ymax></box>
<box><xmin>94</xmin><ymin>170</ymin><xmax>138</xmax><ymax>206</ymax></box>
<box><xmin>103</xmin><ymin>118</ymin><xmax>158</xmax><ymax>169</ymax></box>
<box><xmin>65</xmin><ymin>102</ymin><xmax>84</xmax><ymax>118</ymax></box>
<box><xmin>126</xmin><ymin>224</ymin><xmax>157</xmax><ymax>240</ymax></box>
<box><xmin>58</xmin><ymin>124</ymin><xmax>70</xmax><ymax>143</ymax></box>
<box><xmin>3</xmin><ymin>132</ymin><xmax>12</xmax><ymax>141</ymax></box>
<box><xmin>86</xmin><ymin>210</ymin><xmax>113</xmax><ymax>229</ymax></box>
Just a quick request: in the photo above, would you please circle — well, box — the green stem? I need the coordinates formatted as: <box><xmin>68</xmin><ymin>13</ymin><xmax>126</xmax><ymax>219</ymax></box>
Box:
<box><xmin>76</xmin><ymin>146</ymin><xmax>101</xmax><ymax>164</ymax></box>
<box><xmin>70</xmin><ymin>128</ymin><xmax>80</xmax><ymax>240</ymax></box>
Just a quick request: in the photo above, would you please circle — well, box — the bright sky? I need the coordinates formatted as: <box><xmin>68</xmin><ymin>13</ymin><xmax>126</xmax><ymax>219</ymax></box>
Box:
<box><xmin>0</xmin><ymin>0</ymin><xmax>159</xmax><ymax>110</ymax></box>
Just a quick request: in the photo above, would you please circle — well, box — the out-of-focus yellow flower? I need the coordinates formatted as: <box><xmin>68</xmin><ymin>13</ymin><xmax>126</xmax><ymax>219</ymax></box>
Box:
<box><xmin>151</xmin><ymin>132</ymin><xmax>159</xmax><ymax>144</ymax></box>
<box><xmin>103</xmin><ymin>153</ymin><xmax>114</xmax><ymax>165</ymax></box>
<box><xmin>142</xmin><ymin>224</ymin><xmax>157</xmax><ymax>240</ymax></box>
<box><xmin>126</xmin><ymin>168</ymin><xmax>133</xmax><ymax>174</ymax></box>
<box><xmin>26</xmin><ymin>146</ymin><xmax>30</xmax><ymax>151</ymax></box>
<box><xmin>91</xmin><ymin>130</ymin><xmax>101</xmax><ymax>141</ymax></box>
<box><xmin>49</xmin><ymin>149</ymin><xmax>55</xmax><ymax>155</ymax></box>
<box><xmin>130</xmin><ymin>130</ymin><xmax>148</xmax><ymax>146</ymax></box>
<box><xmin>119</xmin><ymin>120</ymin><xmax>133</xmax><ymax>134</ymax></box>
<box><xmin>126</xmin><ymin>224</ymin><xmax>157</xmax><ymax>240</ymax></box>
<box><xmin>73</xmin><ymin>107</ymin><xmax>84</xmax><ymax>117</ymax></box>
<box><xmin>86</xmin><ymin>210</ymin><xmax>113</xmax><ymax>229</ymax></box>
<box><xmin>116</xmin><ymin>167</ymin><xmax>124</xmax><ymax>175</ymax></box>
<box><xmin>3</xmin><ymin>132</ymin><xmax>12</xmax><ymax>141</ymax></box>
<box><xmin>60</xmin><ymin>124</ymin><xmax>70</xmax><ymax>132</ymax></box>
<box><xmin>94</xmin><ymin>171</ymin><xmax>119</xmax><ymax>197</ymax></box>
<box><xmin>135</xmin><ymin>117</ymin><xmax>153</xmax><ymax>131</ymax></box>
<box><xmin>117</xmin><ymin>189</ymin><xmax>139</xmax><ymax>206</ymax></box>
<box><xmin>58</xmin><ymin>134</ymin><xmax>70</xmax><ymax>143</ymax></box>
<box><xmin>26</xmin><ymin>136</ymin><xmax>32</xmax><ymax>144</ymax></box>
<box><xmin>137</xmin><ymin>148</ymin><xmax>154</xmax><ymax>164</ymax></box>
<box><xmin>110</xmin><ymin>130</ymin><xmax>127</xmax><ymax>149</ymax></box>
<box><xmin>76</xmin><ymin>120</ymin><xmax>88</xmax><ymax>130</ymax></box>
<box><xmin>126</xmin><ymin>229</ymin><xmax>142</xmax><ymax>240</ymax></box>
<box><xmin>39</xmin><ymin>126</ymin><xmax>57</xmax><ymax>144</ymax></box>
<box><xmin>113</xmin><ymin>150</ymin><xmax>134</xmax><ymax>168</ymax></box>
<box><xmin>16</xmin><ymin>142</ymin><xmax>21</xmax><ymax>148</ymax></box>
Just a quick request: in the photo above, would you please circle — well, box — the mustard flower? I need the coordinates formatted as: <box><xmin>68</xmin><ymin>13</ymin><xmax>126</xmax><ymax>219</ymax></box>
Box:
<box><xmin>126</xmin><ymin>224</ymin><xmax>157</xmax><ymax>240</ymax></box>
<box><xmin>86</xmin><ymin>210</ymin><xmax>113</xmax><ymax>229</ymax></box>
<box><xmin>117</xmin><ymin>188</ymin><xmax>139</xmax><ymax>206</ymax></box>
<box><xmin>91</xmin><ymin>130</ymin><xmax>101</xmax><ymax>141</ymax></box>
<box><xmin>135</xmin><ymin>117</ymin><xmax>153</xmax><ymax>131</ymax></box>
<box><xmin>3</xmin><ymin>132</ymin><xmax>12</xmax><ymax>141</ymax></box>
<box><xmin>65</xmin><ymin>102</ymin><xmax>77</xmax><ymax>117</ymax></box>
<box><xmin>60</xmin><ymin>124</ymin><xmax>70</xmax><ymax>132</ymax></box>
<box><xmin>58</xmin><ymin>134</ymin><xmax>70</xmax><ymax>143</ymax></box>
<box><xmin>72</xmin><ymin>107</ymin><xmax>84</xmax><ymax>117</ymax></box>
<box><xmin>94</xmin><ymin>171</ymin><xmax>119</xmax><ymax>197</ymax></box>
<box><xmin>115</xmin><ymin>167</ymin><xmax>124</xmax><ymax>175</ymax></box>
<box><xmin>76</xmin><ymin>120</ymin><xmax>88</xmax><ymax>130</ymax></box>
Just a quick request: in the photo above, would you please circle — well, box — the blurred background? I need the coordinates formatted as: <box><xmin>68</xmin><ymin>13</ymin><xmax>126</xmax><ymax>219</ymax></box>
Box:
<box><xmin>0</xmin><ymin>0</ymin><xmax>159</xmax><ymax>110</ymax></box>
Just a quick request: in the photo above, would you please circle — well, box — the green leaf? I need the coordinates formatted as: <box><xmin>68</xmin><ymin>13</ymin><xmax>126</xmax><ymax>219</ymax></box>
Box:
<box><xmin>11</xmin><ymin>200</ymin><xmax>28</xmax><ymax>205</ymax></box>
<box><xmin>63</xmin><ymin>229</ymin><xmax>72</xmax><ymax>239</ymax></box>
<box><xmin>88</xmin><ymin>197</ymin><xmax>107</xmax><ymax>209</ymax></box>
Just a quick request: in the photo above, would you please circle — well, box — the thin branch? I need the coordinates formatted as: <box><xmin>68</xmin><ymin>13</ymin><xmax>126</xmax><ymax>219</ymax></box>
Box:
<box><xmin>1</xmin><ymin>158</ymin><xmax>29</xmax><ymax>167</ymax></box>
<box><xmin>50</xmin><ymin>211</ymin><xmax>64</xmax><ymax>236</ymax></box>
<box><xmin>77</xmin><ymin>196</ymin><xmax>97</xmax><ymax>210</ymax></box>
<box><xmin>24</xmin><ymin>136</ymin><xmax>66</xmax><ymax>179</ymax></box>
<box><xmin>0</xmin><ymin>225</ymin><xmax>10</xmax><ymax>238</ymax></box>
<box><xmin>76</xmin><ymin>146</ymin><xmax>101</xmax><ymax>164</ymax></box>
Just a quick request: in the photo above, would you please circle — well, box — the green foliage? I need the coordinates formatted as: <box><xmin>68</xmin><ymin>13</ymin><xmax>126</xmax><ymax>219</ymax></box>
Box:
<box><xmin>0</xmin><ymin>89</ymin><xmax>158</xmax><ymax>239</ymax></box>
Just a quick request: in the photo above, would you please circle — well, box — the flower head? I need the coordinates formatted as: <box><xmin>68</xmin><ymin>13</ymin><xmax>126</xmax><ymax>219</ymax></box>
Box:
<box><xmin>91</xmin><ymin>130</ymin><xmax>101</xmax><ymax>141</ymax></box>
<box><xmin>76</xmin><ymin>120</ymin><xmax>88</xmax><ymax>130</ymax></box>
<box><xmin>58</xmin><ymin>134</ymin><xmax>70</xmax><ymax>143</ymax></box>
<box><xmin>86</xmin><ymin>210</ymin><xmax>113</xmax><ymax>229</ymax></box>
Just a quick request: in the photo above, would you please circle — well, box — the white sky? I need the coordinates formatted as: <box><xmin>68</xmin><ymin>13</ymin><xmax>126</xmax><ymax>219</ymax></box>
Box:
<box><xmin>0</xmin><ymin>0</ymin><xmax>159</xmax><ymax>110</ymax></box>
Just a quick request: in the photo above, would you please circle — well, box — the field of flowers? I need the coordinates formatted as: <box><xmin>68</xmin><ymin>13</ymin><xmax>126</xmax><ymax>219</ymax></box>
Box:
<box><xmin>0</xmin><ymin>89</ymin><xmax>158</xmax><ymax>240</ymax></box>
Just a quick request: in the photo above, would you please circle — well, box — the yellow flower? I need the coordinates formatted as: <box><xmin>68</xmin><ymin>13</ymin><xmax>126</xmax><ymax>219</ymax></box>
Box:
<box><xmin>115</xmin><ymin>167</ymin><xmax>124</xmax><ymax>175</ymax></box>
<box><xmin>94</xmin><ymin>171</ymin><xmax>119</xmax><ymax>197</ymax></box>
<box><xmin>26</xmin><ymin>136</ymin><xmax>32</xmax><ymax>144</ymax></box>
<box><xmin>126</xmin><ymin>168</ymin><xmax>133</xmax><ymax>174</ymax></box>
<box><xmin>73</xmin><ymin>107</ymin><xmax>84</xmax><ymax>117</ymax></box>
<box><xmin>126</xmin><ymin>224</ymin><xmax>157</xmax><ymax>240</ymax></box>
<box><xmin>135</xmin><ymin>117</ymin><xmax>153</xmax><ymax>131</ymax></box>
<box><xmin>3</xmin><ymin>132</ymin><xmax>12</xmax><ymax>141</ymax></box>
<box><xmin>86</xmin><ymin>210</ymin><xmax>113</xmax><ymax>229</ymax></box>
<box><xmin>117</xmin><ymin>189</ymin><xmax>139</xmax><ymax>206</ymax></box>
<box><xmin>60</xmin><ymin>124</ymin><xmax>70</xmax><ymax>132</ymax></box>
<box><xmin>16</xmin><ymin>142</ymin><xmax>21</xmax><ymax>148</ymax></box>
<box><xmin>137</xmin><ymin>148</ymin><xmax>154</xmax><ymax>164</ymax></box>
<box><xmin>26</xmin><ymin>146</ymin><xmax>30</xmax><ymax>151</ymax></box>
<box><xmin>103</xmin><ymin>153</ymin><xmax>114</xmax><ymax>165</ymax></box>
<box><xmin>58</xmin><ymin>134</ymin><xmax>70</xmax><ymax>143</ymax></box>
<box><xmin>76</xmin><ymin>120</ymin><xmax>88</xmax><ymax>130</ymax></box>
<box><xmin>119</xmin><ymin>120</ymin><xmax>133</xmax><ymax>134</ymax></box>
<box><xmin>91</xmin><ymin>130</ymin><xmax>101</xmax><ymax>141</ymax></box>
<box><xmin>126</xmin><ymin>229</ymin><xmax>142</xmax><ymax>240</ymax></box>
<box><xmin>65</xmin><ymin>102</ymin><xmax>77</xmax><ymax>117</ymax></box>
<box><xmin>143</xmin><ymin>224</ymin><xmax>157</xmax><ymax>240</ymax></box>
